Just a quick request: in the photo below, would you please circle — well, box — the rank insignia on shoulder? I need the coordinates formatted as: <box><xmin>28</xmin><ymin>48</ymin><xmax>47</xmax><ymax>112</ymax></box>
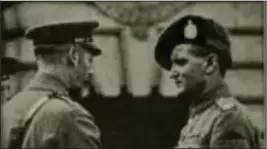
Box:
<box><xmin>216</xmin><ymin>97</ymin><xmax>236</xmax><ymax>110</ymax></box>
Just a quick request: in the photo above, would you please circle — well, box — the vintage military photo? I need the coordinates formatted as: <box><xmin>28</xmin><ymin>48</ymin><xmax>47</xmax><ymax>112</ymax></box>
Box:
<box><xmin>0</xmin><ymin>1</ymin><xmax>266</xmax><ymax>148</ymax></box>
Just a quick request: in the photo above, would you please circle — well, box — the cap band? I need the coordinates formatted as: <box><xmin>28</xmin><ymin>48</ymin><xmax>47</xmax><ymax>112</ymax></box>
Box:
<box><xmin>33</xmin><ymin>35</ymin><xmax>93</xmax><ymax>45</ymax></box>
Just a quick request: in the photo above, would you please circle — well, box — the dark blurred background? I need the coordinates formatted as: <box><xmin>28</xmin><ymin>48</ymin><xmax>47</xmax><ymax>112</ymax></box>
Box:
<box><xmin>1</xmin><ymin>2</ymin><xmax>265</xmax><ymax>148</ymax></box>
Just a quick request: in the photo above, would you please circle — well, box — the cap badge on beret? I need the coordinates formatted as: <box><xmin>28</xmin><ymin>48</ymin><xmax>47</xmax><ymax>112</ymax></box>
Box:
<box><xmin>184</xmin><ymin>20</ymin><xmax>197</xmax><ymax>39</ymax></box>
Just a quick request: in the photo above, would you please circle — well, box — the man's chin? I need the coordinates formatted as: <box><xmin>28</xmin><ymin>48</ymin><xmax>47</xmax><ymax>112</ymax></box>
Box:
<box><xmin>177</xmin><ymin>87</ymin><xmax>194</xmax><ymax>97</ymax></box>
<box><xmin>176</xmin><ymin>82</ymin><xmax>206</xmax><ymax>101</ymax></box>
<box><xmin>177</xmin><ymin>87</ymin><xmax>185</xmax><ymax>95</ymax></box>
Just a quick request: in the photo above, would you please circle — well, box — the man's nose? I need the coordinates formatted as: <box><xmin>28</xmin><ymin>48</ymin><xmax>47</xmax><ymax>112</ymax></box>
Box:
<box><xmin>87</xmin><ymin>64</ymin><xmax>94</xmax><ymax>74</ymax></box>
<box><xmin>170</xmin><ymin>66</ymin><xmax>180</xmax><ymax>79</ymax></box>
<box><xmin>86</xmin><ymin>69</ymin><xmax>94</xmax><ymax>80</ymax></box>
<box><xmin>84</xmin><ymin>68</ymin><xmax>94</xmax><ymax>84</ymax></box>
<box><xmin>88</xmin><ymin>68</ymin><xmax>94</xmax><ymax>75</ymax></box>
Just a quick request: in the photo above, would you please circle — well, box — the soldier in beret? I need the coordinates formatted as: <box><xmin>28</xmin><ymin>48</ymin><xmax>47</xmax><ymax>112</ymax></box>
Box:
<box><xmin>154</xmin><ymin>15</ymin><xmax>262</xmax><ymax>148</ymax></box>
<box><xmin>2</xmin><ymin>21</ymin><xmax>102</xmax><ymax>148</ymax></box>
<box><xmin>1</xmin><ymin>57</ymin><xmax>33</xmax><ymax>104</ymax></box>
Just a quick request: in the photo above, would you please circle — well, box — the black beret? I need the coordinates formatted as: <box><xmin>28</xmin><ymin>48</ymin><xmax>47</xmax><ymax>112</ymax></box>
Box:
<box><xmin>1</xmin><ymin>57</ymin><xmax>33</xmax><ymax>76</ymax></box>
<box><xmin>155</xmin><ymin>15</ymin><xmax>232</xmax><ymax>70</ymax></box>
<box><xmin>25</xmin><ymin>21</ymin><xmax>102</xmax><ymax>56</ymax></box>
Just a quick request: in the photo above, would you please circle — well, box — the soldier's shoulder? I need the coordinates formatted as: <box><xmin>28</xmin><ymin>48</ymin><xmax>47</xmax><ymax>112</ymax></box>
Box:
<box><xmin>214</xmin><ymin>97</ymin><xmax>240</xmax><ymax>111</ymax></box>
<box><xmin>39</xmin><ymin>95</ymin><xmax>73</xmax><ymax>115</ymax></box>
<box><xmin>214</xmin><ymin>97</ymin><xmax>252</xmax><ymax>124</ymax></box>
<box><xmin>2</xmin><ymin>90</ymin><xmax>47</xmax><ymax>114</ymax></box>
<box><xmin>45</xmin><ymin>94</ymin><xmax>92</xmax><ymax>117</ymax></box>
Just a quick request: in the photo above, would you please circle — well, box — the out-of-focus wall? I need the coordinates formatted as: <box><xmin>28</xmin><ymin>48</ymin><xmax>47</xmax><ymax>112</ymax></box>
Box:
<box><xmin>2</xmin><ymin>1</ymin><xmax>265</xmax><ymax>139</ymax></box>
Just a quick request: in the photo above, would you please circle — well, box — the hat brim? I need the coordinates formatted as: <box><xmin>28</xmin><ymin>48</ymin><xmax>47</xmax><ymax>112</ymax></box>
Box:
<box><xmin>79</xmin><ymin>43</ymin><xmax>102</xmax><ymax>56</ymax></box>
<box><xmin>155</xmin><ymin>23</ymin><xmax>179</xmax><ymax>70</ymax></box>
<box><xmin>1</xmin><ymin>57</ymin><xmax>34</xmax><ymax>75</ymax></box>
<box><xmin>155</xmin><ymin>46</ymin><xmax>172</xmax><ymax>71</ymax></box>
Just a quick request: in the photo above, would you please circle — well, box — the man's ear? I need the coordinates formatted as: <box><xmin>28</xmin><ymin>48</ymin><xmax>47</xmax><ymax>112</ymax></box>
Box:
<box><xmin>67</xmin><ymin>45</ymin><xmax>79</xmax><ymax>67</ymax></box>
<box><xmin>203</xmin><ymin>53</ymin><xmax>218</xmax><ymax>75</ymax></box>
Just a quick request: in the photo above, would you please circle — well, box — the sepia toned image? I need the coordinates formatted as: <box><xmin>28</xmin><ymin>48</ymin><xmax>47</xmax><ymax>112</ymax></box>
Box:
<box><xmin>0</xmin><ymin>1</ymin><xmax>265</xmax><ymax>148</ymax></box>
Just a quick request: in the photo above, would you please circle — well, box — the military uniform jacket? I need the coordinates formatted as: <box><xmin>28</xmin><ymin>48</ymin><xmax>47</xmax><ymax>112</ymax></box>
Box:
<box><xmin>1</xmin><ymin>72</ymin><xmax>101</xmax><ymax>148</ymax></box>
<box><xmin>175</xmin><ymin>81</ymin><xmax>263</xmax><ymax>148</ymax></box>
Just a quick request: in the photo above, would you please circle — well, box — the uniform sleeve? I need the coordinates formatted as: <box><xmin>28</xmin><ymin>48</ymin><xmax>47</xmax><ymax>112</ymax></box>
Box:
<box><xmin>210</xmin><ymin>110</ymin><xmax>252</xmax><ymax>148</ymax></box>
<box><xmin>58</xmin><ymin>109</ymin><xmax>102</xmax><ymax>148</ymax></box>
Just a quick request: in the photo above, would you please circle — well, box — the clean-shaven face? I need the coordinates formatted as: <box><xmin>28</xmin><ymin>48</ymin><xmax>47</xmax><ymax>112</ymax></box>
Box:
<box><xmin>170</xmin><ymin>44</ymin><xmax>206</xmax><ymax>94</ymax></box>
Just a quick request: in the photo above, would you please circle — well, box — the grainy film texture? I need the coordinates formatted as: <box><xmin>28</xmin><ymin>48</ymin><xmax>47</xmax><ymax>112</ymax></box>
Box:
<box><xmin>1</xmin><ymin>2</ymin><xmax>265</xmax><ymax>148</ymax></box>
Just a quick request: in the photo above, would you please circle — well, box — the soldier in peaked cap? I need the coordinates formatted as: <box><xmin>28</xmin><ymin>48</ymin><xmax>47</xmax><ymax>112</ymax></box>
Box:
<box><xmin>1</xmin><ymin>57</ymin><xmax>33</xmax><ymax>80</ymax></box>
<box><xmin>155</xmin><ymin>15</ymin><xmax>263</xmax><ymax>148</ymax></box>
<box><xmin>1</xmin><ymin>57</ymin><xmax>34</xmax><ymax>104</ymax></box>
<box><xmin>2</xmin><ymin>21</ymin><xmax>103</xmax><ymax>148</ymax></box>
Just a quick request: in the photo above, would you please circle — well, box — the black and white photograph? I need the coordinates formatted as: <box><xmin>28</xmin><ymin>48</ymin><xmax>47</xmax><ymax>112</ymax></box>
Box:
<box><xmin>0</xmin><ymin>1</ymin><xmax>266</xmax><ymax>148</ymax></box>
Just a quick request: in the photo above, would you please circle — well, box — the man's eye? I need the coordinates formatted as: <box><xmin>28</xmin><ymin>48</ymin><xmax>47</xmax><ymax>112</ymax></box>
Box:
<box><xmin>174</xmin><ymin>59</ymin><xmax>188</xmax><ymax>66</ymax></box>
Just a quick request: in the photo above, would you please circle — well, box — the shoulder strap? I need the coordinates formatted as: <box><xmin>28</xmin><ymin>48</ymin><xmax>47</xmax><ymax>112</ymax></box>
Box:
<box><xmin>22</xmin><ymin>95</ymin><xmax>51</xmax><ymax>128</ymax></box>
<box><xmin>8</xmin><ymin>95</ymin><xmax>52</xmax><ymax>148</ymax></box>
<box><xmin>215</xmin><ymin>97</ymin><xmax>236</xmax><ymax>111</ymax></box>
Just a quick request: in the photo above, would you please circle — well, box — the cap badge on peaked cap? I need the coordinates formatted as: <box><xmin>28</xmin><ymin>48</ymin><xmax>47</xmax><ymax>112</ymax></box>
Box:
<box><xmin>184</xmin><ymin>20</ymin><xmax>197</xmax><ymax>39</ymax></box>
<box><xmin>74</xmin><ymin>36</ymin><xmax>93</xmax><ymax>43</ymax></box>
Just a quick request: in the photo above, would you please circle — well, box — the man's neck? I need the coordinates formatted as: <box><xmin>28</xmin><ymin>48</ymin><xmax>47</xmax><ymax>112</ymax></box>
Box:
<box><xmin>37</xmin><ymin>67</ymin><xmax>72</xmax><ymax>89</ymax></box>
<box><xmin>191</xmin><ymin>73</ymin><xmax>228</xmax><ymax>107</ymax></box>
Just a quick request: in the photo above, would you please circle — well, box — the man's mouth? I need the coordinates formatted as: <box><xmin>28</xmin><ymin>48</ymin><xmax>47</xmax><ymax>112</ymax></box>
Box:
<box><xmin>175</xmin><ymin>80</ymin><xmax>183</xmax><ymax>87</ymax></box>
<box><xmin>84</xmin><ymin>74</ymin><xmax>92</xmax><ymax>81</ymax></box>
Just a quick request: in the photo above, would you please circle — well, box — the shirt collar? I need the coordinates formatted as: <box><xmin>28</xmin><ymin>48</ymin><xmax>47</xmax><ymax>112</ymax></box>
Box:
<box><xmin>189</xmin><ymin>80</ymin><xmax>231</xmax><ymax>117</ymax></box>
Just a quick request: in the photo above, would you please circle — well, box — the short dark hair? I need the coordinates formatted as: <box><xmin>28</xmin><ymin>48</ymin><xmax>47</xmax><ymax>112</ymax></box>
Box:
<box><xmin>33</xmin><ymin>45</ymin><xmax>72</xmax><ymax>66</ymax></box>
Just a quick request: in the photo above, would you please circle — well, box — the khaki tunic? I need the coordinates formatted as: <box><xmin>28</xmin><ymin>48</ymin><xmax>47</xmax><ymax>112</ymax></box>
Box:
<box><xmin>1</xmin><ymin>72</ymin><xmax>102</xmax><ymax>148</ymax></box>
<box><xmin>175</xmin><ymin>81</ymin><xmax>263</xmax><ymax>148</ymax></box>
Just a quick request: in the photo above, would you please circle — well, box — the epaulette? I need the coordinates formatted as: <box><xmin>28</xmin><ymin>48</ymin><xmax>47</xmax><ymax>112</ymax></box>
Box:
<box><xmin>49</xmin><ymin>92</ymin><xmax>73</xmax><ymax>105</ymax></box>
<box><xmin>215</xmin><ymin>97</ymin><xmax>237</xmax><ymax>111</ymax></box>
